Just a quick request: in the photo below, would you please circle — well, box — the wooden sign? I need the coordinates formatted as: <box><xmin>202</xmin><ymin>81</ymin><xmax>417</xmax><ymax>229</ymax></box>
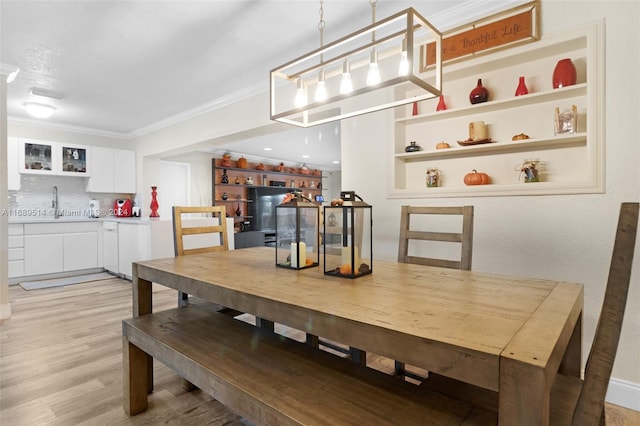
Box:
<box><xmin>421</xmin><ymin>2</ymin><xmax>539</xmax><ymax>70</ymax></box>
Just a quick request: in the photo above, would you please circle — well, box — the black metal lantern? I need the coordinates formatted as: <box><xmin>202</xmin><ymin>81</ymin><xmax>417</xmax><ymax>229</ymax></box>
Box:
<box><xmin>275</xmin><ymin>192</ymin><xmax>320</xmax><ymax>269</ymax></box>
<box><xmin>323</xmin><ymin>191</ymin><xmax>372</xmax><ymax>278</ymax></box>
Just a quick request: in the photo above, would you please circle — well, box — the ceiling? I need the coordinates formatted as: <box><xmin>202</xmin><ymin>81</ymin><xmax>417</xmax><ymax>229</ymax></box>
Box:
<box><xmin>1</xmin><ymin>0</ymin><xmax>519</xmax><ymax>170</ymax></box>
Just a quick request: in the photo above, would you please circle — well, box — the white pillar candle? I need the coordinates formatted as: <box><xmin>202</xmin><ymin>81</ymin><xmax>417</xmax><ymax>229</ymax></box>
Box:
<box><xmin>291</xmin><ymin>242</ymin><xmax>306</xmax><ymax>268</ymax></box>
<box><xmin>341</xmin><ymin>246</ymin><xmax>359</xmax><ymax>268</ymax></box>
<box><xmin>469</xmin><ymin>121</ymin><xmax>487</xmax><ymax>141</ymax></box>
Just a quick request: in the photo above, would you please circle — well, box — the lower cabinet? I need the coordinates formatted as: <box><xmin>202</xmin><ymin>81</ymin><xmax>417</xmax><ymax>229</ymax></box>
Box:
<box><xmin>63</xmin><ymin>233</ymin><xmax>98</xmax><ymax>272</ymax></box>
<box><xmin>24</xmin><ymin>234</ymin><xmax>64</xmax><ymax>276</ymax></box>
<box><xmin>23</xmin><ymin>222</ymin><xmax>98</xmax><ymax>277</ymax></box>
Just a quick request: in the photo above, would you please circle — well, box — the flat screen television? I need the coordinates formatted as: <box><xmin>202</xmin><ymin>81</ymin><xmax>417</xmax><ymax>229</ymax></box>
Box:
<box><xmin>247</xmin><ymin>187</ymin><xmax>293</xmax><ymax>233</ymax></box>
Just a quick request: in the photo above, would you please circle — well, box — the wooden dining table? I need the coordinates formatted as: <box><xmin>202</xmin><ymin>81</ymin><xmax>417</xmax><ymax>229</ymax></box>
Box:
<box><xmin>132</xmin><ymin>246</ymin><xmax>583</xmax><ymax>425</ymax></box>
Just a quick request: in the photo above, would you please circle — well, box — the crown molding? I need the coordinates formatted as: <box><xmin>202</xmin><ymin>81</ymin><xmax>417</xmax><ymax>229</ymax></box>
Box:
<box><xmin>7</xmin><ymin>116</ymin><xmax>129</xmax><ymax>140</ymax></box>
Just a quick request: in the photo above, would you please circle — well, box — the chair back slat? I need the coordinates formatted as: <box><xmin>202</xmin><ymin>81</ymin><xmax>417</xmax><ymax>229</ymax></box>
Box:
<box><xmin>573</xmin><ymin>202</ymin><xmax>638</xmax><ymax>425</ymax></box>
<box><xmin>172</xmin><ymin>206</ymin><xmax>229</xmax><ymax>257</ymax></box>
<box><xmin>398</xmin><ymin>205</ymin><xmax>474</xmax><ymax>271</ymax></box>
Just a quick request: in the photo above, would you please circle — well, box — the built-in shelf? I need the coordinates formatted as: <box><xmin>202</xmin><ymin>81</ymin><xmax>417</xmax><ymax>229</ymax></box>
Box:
<box><xmin>395</xmin><ymin>133</ymin><xmax>587</xmax><ymax>161</ymax></box>
<box><xmin>390</xmin><ymin>21</ymin><xmax>604</xmax><ymax>198</ymax></box>
<box><xmin>395</xmin><ymin>84</ymin><xmax>586</xmax><ymax>125</ymax></box>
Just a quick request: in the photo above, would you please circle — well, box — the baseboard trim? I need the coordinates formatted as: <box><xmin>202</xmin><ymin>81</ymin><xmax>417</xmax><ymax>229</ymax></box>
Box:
<box><xmin>607</xmin><ymin>378</ymin><xmax>640</xmax><ymax>411</ymax></box>
<box><xmin>0</xmin><ymin>302</ymin><xmax>11</xmax><ymax>320</ymax></box>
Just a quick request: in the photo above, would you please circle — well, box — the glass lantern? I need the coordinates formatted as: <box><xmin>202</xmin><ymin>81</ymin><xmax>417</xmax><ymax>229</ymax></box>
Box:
<box><xmin>275</xmin><ymin>192</ymin><xmax>319</xmax><ymax>269</ymax></box>
<box><xmin>323</xmin><ymin>191</ymin><xmax>372</xmax><ymax>278</ymax></box>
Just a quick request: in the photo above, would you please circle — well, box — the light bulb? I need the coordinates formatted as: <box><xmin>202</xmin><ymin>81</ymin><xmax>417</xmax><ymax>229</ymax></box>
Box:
<box><xmin>367</xmin><ymin>50</ymin><xmax>381</xmax><ymax>86</ymax></box>
<box><xmin>315</xmin><ymin>70</ymin><xmax>328</xmax><ymax>102</ymax></box>
<box><xmin>294</xmin><ymin>79</ymin><xmax>307</xmax><ymax>108</ymax></box>
<box><xmin>340</xmin><ymin>59</ymin><xmax>353</xmax><ymax>94</ymax></box>
<box><xmin>398</xmin><ymin>38</ymin><xmax>409</xmax><ymax>76</ymax></box>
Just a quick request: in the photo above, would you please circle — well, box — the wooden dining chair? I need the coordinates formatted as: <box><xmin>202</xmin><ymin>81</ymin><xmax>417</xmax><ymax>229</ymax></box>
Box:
<box><xmin>398</xmin><ymin>205</ymin><xmax>474</xmax><ymax>270</ymax></box>
<box><xmin>418</xmin><ymin>202</ymin><xmax>639</xmax><ymax>425</ymax></box>
<box><xmin>172</xmin><ymin>205</ymin><xmax>274</xmax><ymax>331</ymax></box>
<box><xmin>550</xmin><ymin>201</ymin><xmax>638</xmax><ymax>425</ymax></box>
<box><xmin>172</xmin><ymin>205</ymin><xmax>229</xmax><ymax>306</ymax></box>
<box><xmin>395</xmin><ymin>205</ymin><xmax>474</xmax><ymax>380</ymax></box>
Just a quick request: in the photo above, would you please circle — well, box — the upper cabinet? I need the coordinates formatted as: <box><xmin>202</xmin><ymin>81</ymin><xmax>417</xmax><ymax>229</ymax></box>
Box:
<box><xmin>18</xmin><ymin>139</ymin><xmax>91</xmax><ymax>177</ymax></box>
<box><xmin>86</xmin><ymin>146</ymin><xmax>136</xmax><ymax>193</ymax></box>
<box><xmin>390</xmin><ymin>21</ymin><xmax>604</xmax><ymax>198</ymax></box>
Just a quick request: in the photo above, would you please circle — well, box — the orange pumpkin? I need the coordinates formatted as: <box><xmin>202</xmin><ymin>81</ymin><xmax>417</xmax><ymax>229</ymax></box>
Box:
<box><xmin>339</xmin><ymin>264</ymin><xmax>352</xmax><ymax>275</ymax></box>
<box><xmin>436</xmin><ymin>141</ymin><xmax>450</xmax><ymax>149</ymax></box>
<box><xmin>237</xmin><ymin>156</ymin><xmax>248</xmax><ymax>169</ymax></box>
<box><xmin>464</xmin><ymin>169</ymin><xmax>491</xmax><ymax>185</ymax></box>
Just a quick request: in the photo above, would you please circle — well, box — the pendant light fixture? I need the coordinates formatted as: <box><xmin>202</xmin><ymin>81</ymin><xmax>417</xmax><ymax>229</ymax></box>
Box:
<box><xmin>270</xmin><ymin>1</ymin><xmax>442</xmax><ymax>128</ymax></box>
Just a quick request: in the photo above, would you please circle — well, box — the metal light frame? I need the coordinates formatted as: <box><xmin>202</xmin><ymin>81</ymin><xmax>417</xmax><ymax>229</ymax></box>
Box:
<box><xmin>270</xmin><ymin>8</ymin><xmax>442</xmax><ymax>128</ymax></box>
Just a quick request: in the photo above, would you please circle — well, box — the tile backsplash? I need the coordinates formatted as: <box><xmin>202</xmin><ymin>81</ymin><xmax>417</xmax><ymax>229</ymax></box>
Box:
<box><xmin>8</xmin><ymin>175</ymin><xmax>131</xmax><ymax>218</ymax></box>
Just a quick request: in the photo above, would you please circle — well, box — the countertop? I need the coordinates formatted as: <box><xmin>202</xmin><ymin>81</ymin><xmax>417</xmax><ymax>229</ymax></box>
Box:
<box><xmin>8</xmin><ymin>216</ymin><xmax>162</xmax><ymax>225</ymax></box>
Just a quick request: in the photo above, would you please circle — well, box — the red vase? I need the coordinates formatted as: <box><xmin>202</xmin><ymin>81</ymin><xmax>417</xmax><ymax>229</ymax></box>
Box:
<box><xmin>515</xmin><ymin>76</ymin><xmax>529</xmax><ymax>96</ymax></box>
<box><xmin>150</xmin><ymin>186</ymin><xmax>159</xmax><ymax>218</ymax></box>
<box><xmin>469</xmin><ymin>78</ymin><xmax>489</xmax><ymax>104</ymax></box>
<box><xmin>552</xmin><ymin>58</ymin><xmax>577</xmax><ymax>89</ymax></box>
<box><xmin>412</xmin><ymin>101</ymin><xmax>418</xmax><ymax>116</ymax></box>
<box><xmin>436</xmin><ymin>95</ymin><xmax>447</xmax><ymax>111</ymax></box>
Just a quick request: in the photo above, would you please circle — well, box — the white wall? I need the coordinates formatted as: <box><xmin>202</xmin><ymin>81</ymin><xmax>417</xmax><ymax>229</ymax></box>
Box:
<box><xmin>340</xmin><ymin>0</ymin><xmax>639</xmax><ymax>408</ymax></box>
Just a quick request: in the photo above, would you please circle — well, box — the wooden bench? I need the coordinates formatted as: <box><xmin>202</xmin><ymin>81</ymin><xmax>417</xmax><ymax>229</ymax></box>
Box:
<box><xmin>123</xmin><ymin>305</ymin><xmax>482</xmax><ymax>425</ymax></box>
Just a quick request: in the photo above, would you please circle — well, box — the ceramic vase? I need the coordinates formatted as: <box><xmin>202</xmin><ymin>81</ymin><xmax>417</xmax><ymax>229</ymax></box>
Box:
<box><xmin>552</xmin><ymin>58</ymin><xmax>577</xmax><ymax>88</ymax></box>
<box><xmin>150</xmin><ymin>186</ymin><xmax>159</xmax><ymax>218</ymax></box>
<box><xmin>469</xmin><ymin>78</ymin><xmax>489</xmax><ymax>104</ymax></box>
<box><xmin>412</xmin><ymin>101</ymin><xmax>418</xmax><ymax>116</ymax></box>
<box><xmin>515</xmin><ymin>76</ymin><xmax>529</xmax><ymax>96</ymax></box>
<box><xmin>235</xmin><ymin>204</ymin><xmax>241</xmax><ymax>217</ymax></box>
<box><xmin>436</xmin><ymin>95</ymin><xmax>447</xmax><ymax>111</ymax></box>
<box><xmin>221</xmin><ymin>169</ymin><xmax>229</xmax><ymax>184</ymax></box>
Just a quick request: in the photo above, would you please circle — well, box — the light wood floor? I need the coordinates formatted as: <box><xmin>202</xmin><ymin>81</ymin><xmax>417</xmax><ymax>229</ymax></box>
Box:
<box><xmin>1</xmin><ymin>277</ymin><xmax>638</xmax><ymax>425</ymax></box>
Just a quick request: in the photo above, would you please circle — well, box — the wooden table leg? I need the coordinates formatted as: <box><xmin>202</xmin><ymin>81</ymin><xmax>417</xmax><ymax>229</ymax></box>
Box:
<box><xmin>559</xmin><ymin>312</ymin><xmax>582</xmax><ymax>378</ymax></box>
<box><xmin>499</xmin><ymin>358</ymin><xmax>550</xmax><ymax>426</ymax></box>
<box><xmin>123</xmin><ymin>337</ymin><xmax>151</xmax><ymax>415</ymax></box>
<box><xmin>132</xmin><ymin>263</ymin><xmax>152</xmax><ymax>318</ymax></box>
<box><xmin>132</xmin><ymin>263</ymin><xmax>153</xmax><ymax>392</ymax></box>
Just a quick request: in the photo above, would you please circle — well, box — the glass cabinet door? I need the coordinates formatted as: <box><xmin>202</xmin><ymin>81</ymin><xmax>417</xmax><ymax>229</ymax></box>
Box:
<box><xmin>60</xmin><ymin>145</ymin><xmax>89</xmax><ymax>175</ymax></box>
<box><xmin>20</xmin><ymin>141</ymin><xmax>55</xmax><ymax>174</ymax></box>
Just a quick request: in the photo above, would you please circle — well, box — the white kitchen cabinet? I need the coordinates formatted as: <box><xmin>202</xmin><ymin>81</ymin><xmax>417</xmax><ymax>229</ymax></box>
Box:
<box><xmin>63</xmin><ymin>232</ymin><xmax>98</xmax><ymax>271</ymax></box>
<box><xmin>24</xmin><ymin>234</ymin><xmax>64</xmax><ymax>275</ymax></box>
<box><xmin>22</xmin><ymin>222</ymin><xmax>99</xmax><ymax>277</ymax></box>
<box><xmin>113</xmin><ymin>149</ymin><xmax>136</xmax><ymax>193</ymax></box>
<box><xmin>118</xmin><ymin>222</ymin><xmax>150</xmax><ymax>279</ymax></box>
<box><xmin>18</xmin><ymin>139</ymin><xmax>91</xmax><ymax>177</ymax></box>
<box><xmin>8</xmin><ymin>224</ymin><xmax>24</xmax><ymax>278</ymax></box>
<box><xmin>86</xmin><ymin>147</ymin><xmax>136</xmax><ymax>193</ymax></box>
<box><xmin>103</xmin><ymin>221</ymin><xmax>119</xmax><ymax>274</ymax></box>
<box><xmin>7</xmin><ymin>137</ymin><xmax>20</xmax><ymax>190</ymax></box>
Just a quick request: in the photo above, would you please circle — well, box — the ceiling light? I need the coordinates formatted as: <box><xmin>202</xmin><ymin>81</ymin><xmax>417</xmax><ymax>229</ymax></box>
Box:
<box><xmin>23</xmin><ymin>102</ymin><xmax>56</xmax><ymax>119</ymax></box>
<box><xmin>270</xmin><ymin>1</ymin><xmax>442</xmax><ymax>127</ymax></box>
<box><xmin>264</xmin><ymin>147</ymin><xmax>273</xmax><ymax>151</ymax></box>
<box><xmin>302</xmin><ymin>155</ymin><xmax>310</xmax><ymax>159</ymax></box>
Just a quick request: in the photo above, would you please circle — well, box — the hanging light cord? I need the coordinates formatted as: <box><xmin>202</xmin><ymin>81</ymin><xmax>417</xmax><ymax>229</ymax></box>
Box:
<box><xmin>318</xmin><ymin>0</ymin><xmax>325</xmax><ymax>63</ymax></box>
<box><xmin>370</xmin><ymin>0</ymin><xmax>377</xmax><ymax>43</ymax></box>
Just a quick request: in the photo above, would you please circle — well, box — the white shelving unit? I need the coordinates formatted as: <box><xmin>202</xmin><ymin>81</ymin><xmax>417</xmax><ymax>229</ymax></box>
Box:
<box><xmin>389</xmin><ymin>21</ymin><xmax>604</xmax><ymax>198</ymax></box>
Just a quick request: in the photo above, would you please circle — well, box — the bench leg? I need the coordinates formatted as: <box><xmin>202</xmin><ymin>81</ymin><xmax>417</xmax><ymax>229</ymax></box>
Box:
<box><xmin>350</xmin><ymin>347</ymin><xmax>367</xmax><ymax>366</ymax></box>
<box><xmin>306</xmin><ymin>333</ymin><xmax>320</xmax><ymax>348</ymax></box>
<box><xmin>123</xmin><ymin>337</ymin><xmax>152</xmax><ymax>415</ymax></box>
<box><xmin>256</xmin><ymin>317</ymin><xmax>275</xmax><ymax>332</ymax></box>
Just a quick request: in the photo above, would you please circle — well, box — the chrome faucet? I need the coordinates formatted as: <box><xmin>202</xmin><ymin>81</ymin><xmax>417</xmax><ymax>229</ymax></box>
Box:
<box><xmin>52</xmin><ymin>186</ymin><xmax>60</xmax><ymax>219</ymax></box>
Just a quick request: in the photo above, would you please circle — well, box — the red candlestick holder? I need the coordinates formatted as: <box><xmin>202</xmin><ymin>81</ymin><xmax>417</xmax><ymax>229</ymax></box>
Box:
<box><xmin>150</xmin><ymin>186</ymin><xmax>159</xmax><ymax>217</ymax></box>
